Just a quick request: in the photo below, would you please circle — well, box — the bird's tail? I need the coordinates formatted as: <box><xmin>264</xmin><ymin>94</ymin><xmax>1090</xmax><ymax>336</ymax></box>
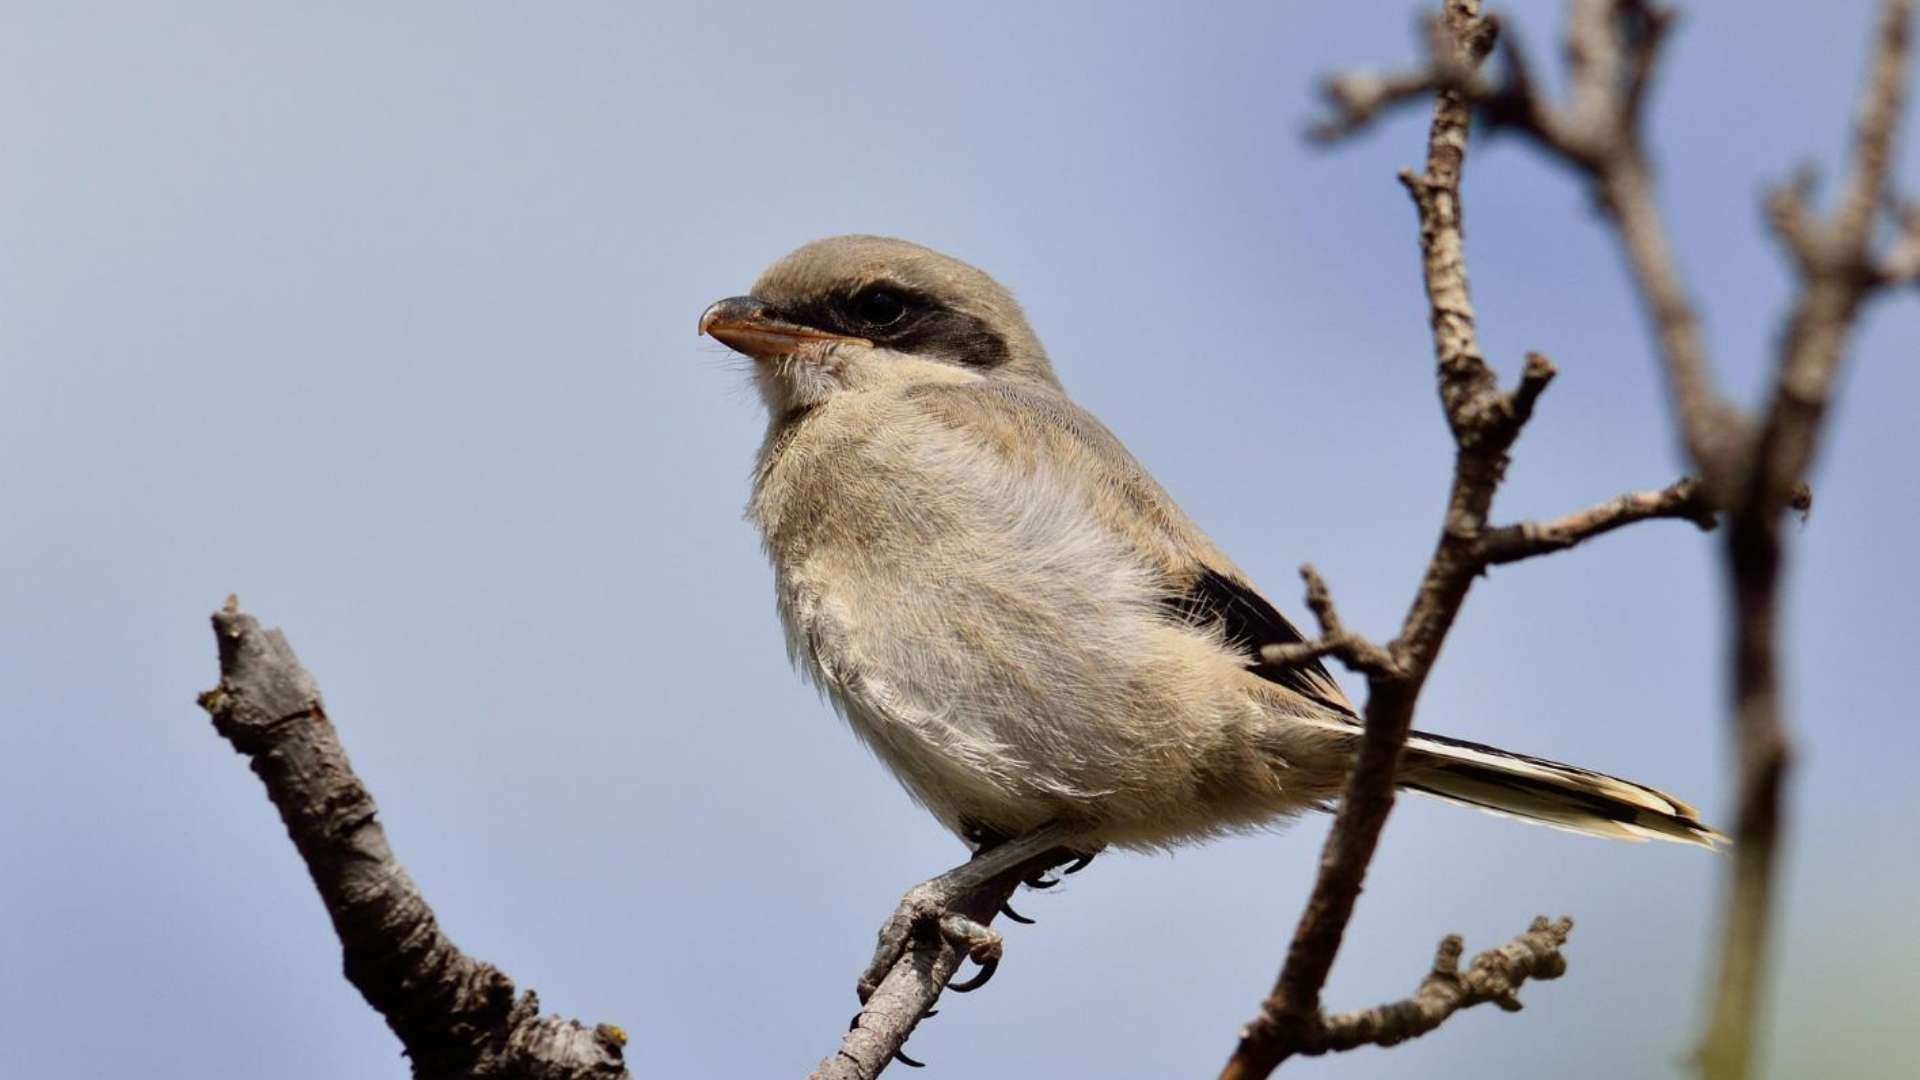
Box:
<box><xmin>1391</xmin><ymin>729</ymin><xmax>1724</xmax><ymax>848</ymax></box>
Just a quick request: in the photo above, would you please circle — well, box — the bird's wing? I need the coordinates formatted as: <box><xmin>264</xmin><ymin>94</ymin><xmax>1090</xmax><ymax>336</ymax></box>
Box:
<box><xmin>1160</xmin><ymin>565</ymin><xmax>1357</xmax><ymax>720</ymax></box>
<box><xmin>905</xmin><ymin>379</ymin><xmax>1357</xmax><ymax>720</ymax></box>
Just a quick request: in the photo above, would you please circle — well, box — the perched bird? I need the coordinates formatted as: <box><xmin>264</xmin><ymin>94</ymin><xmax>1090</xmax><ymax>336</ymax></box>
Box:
<box><xmin>700</xmin><ymin>235</ymin><xmax>1722</xmax><ymax>863</ymax></box>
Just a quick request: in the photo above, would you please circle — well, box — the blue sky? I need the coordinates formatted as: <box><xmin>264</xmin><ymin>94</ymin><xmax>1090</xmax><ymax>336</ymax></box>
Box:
<box><xmin>4</xmin><ymin>2</ymin><xmax>1916</xmax><ymax>1077</ymax></box>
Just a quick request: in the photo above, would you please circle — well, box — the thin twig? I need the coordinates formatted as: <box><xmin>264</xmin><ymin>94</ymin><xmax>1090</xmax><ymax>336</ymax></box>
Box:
<box><xmin>1259</xmin><ymin>565</ymin><xmax>1400</xmax><ymax>678</ymax></box>
<box><xmin>198</xmin><ymin>598</ymin><xmax>630</xmax><ymax>1080</ymax></box>
<box><xmin>1304</xmin><ymin>917</ymin><xmax>1573</xmax><ymax>1055</ymax></box>
<box><xmin>1875</xmin><ymin>196</ymin><xmax>1920</xmax><ymax>284</ymax></box>
<box><xmin>1476</xmin><ymin>476</ymin><xmax>1715</xmax><ymax>564</ymax></box>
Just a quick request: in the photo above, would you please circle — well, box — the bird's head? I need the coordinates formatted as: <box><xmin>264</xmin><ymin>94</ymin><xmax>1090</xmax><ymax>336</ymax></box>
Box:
<box><xmin>699</xmin><ymin>235</ymin><xmax>1057</xmax><ymax>412</ymax></box>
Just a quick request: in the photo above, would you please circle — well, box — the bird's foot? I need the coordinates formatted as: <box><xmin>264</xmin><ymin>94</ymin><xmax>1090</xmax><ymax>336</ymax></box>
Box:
<box><xmin>853</xmin><ymin>823</ymin><xmax>1090</xmax><ymax>1004</ymax></box>
<box><xmin>856</xmin><ymin>883</ymin><xmax>1005</xmax><ymax>1002</ymax></box>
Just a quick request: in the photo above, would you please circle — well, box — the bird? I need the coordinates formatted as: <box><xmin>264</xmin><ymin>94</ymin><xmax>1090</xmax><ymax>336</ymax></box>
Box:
<box><xmin>699</xmin><ymin>235</ymin><xmax>1720</xmax><ymax>993</ymax></box>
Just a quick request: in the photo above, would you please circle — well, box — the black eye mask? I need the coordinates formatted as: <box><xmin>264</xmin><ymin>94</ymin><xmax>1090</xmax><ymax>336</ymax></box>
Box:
<box><xmin>798</xmin><ymin>285</ymin><xmax>1013</xmax><ymax>370</ymax></box>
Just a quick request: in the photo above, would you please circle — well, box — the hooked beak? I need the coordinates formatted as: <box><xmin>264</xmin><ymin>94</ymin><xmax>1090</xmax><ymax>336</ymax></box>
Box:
<box><xmin>697</xmin><ymin>296</ymin><xmax>869</xmax><ymax>360</ymax></box>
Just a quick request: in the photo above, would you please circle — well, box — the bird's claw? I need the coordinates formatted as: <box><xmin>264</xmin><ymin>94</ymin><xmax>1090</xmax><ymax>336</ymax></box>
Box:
<box><xmin>848</xmin><ymin>1010</ymin><xmax>930</xmax><ymax>1068</ymax></box>
<box><xmin>948</xmin><ymin>954</ymin><xmax>999</xmax><ymax>993</ymax></box>
<box><xmin>853</xmin><ymin>827</ymin><xmax>1095</xmax><ymax>1007</ymax></box>
<box><xmin>856</xmin><ymin>889</ymin><xmax>1005</xmax><ymax>1004</ymax></box>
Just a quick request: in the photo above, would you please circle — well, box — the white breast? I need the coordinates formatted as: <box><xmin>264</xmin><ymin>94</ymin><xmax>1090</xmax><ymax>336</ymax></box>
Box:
<box><xmin>753</xmin><ymin>390</ymin><xmax>1272</xmax><ymax>842</ymax></box>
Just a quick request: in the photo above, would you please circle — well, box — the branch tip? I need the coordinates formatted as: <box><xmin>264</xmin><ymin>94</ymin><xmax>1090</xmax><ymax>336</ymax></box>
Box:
<box><xmin>1224</xmin><ymin>916</ymin><xmax>1576</xmax><ymax>1072</ymax></box>
<box><xmin>1255</xmin><ymin>566</ymin><xmax>1399</xmax><ymax>680</ymax></box>
<box><xmin>201</xmin><ymin>604</ymin><xmax>629</xmax><ymax>1079</ymax></box>
<box><xmin>1506</xmin><ymin>351</ymin><xmax>1559</xmax><ymax>428</ymax></box>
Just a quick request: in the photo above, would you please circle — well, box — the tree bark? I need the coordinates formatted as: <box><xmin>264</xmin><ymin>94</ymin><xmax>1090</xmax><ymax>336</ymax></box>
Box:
<box><xmin>199</xmin><ymin>599</ymin><xmax>630</xmax><ymax>1080</ymax></box>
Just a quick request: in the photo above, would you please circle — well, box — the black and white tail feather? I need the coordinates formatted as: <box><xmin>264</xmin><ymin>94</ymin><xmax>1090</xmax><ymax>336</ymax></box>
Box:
<box><xmin>1180</xmin><ymin>569</ymin><xmax>1725</xmax><ymax>849</ymax></box>
<box><xmin>1334</xmin><ymin>722</ymin><xmax>1725</xmax><ymax>848</ymax></box>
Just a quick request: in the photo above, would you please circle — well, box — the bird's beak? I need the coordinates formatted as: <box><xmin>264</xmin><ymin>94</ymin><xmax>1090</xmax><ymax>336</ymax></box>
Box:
<box><xmin>698</xmin><ymin>296</ymin><xmax>869</xmax><ymax>360</ymax></box>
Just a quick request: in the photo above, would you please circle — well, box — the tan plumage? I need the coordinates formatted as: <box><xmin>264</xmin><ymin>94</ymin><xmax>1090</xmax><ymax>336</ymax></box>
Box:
<box><xmin>703</xmin><ymin>235</ymin><xmax>1722</xmax><ymax>852</ymax></box>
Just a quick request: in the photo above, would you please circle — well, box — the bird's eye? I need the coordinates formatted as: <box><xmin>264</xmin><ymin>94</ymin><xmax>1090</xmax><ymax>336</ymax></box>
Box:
<box><xmin>848</xmin><ymin>288</ymin><xmax>908</xmax><ymax>328</ymax></box>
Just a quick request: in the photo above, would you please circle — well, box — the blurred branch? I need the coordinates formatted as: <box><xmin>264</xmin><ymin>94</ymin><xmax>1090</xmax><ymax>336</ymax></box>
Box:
<box><xmin>198</xmin><ymin>599</ymin><xmax>630</xmax><ymax>1080</ymax></box>
<box><xmin>1305</xmin><ymin>1</ymin><xmax>1918</xmax><ymax>1077</ymax></box>
<box><xmin>1702</xmin><ymin>4</ymin><xmax>1914</xmax><ymax>1076</ymax></box>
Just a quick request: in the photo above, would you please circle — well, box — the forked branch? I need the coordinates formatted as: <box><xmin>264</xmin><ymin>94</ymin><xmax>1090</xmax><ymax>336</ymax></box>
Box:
<box><xmin>1299</xmin><ymin>3</ymin><xmax>1917</xmax><ymax>1079</ymax></box>
<box><xmin>1227</xmin><ymin>4</ymin><xmax>1578</xmax><ymax>1075</ymax></box>
<box><xmin>1305</xmin><ymin>917</ymin><xmax>1573</xmax><ymax>1056</ymax></box>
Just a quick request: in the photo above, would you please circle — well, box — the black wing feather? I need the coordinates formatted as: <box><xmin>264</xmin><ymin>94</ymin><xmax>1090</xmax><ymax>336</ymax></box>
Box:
<box><xmin>1160</xmin><ymin>569</ymin><xmax>1356</xmax><ymax>718</ymax></box>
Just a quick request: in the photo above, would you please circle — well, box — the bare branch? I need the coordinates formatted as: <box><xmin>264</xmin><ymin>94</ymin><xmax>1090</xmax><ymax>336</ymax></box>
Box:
<box><xmin>1599</xmin><ymin>156</ymin><xmax>1748</xmax><ymax>491</ymax></box>
<box><xmin>1395</xmin><ymin>6</ymin><xmax>1502</xmax><ymax>439</ymax></box>
<box><xmin>1703</xmin><ymin>4</ymin><xmax>1914</xmax><ymax>1078</ymax></box>
<box><xmin>1223</xmin><ymin>0</ymin><xmax>1797</xmax><ymax>1071</ymax></box>
<box><xmin>198</xmin><ymin>599</ymin><xmax>630</xmax><ymax>1080</ymax></box>
<box><xmin>1619</xmin><ymin>4</ymin><xmax>1678</xmax><ymax>134</ymax></box>
<box><xmin>828</xmin><ymin>2</ymin><xmax>1905</xmax><ymax>1076</ymax></box>
<box><xmin>1765</xmin><ymin>167</ymin><xmax>1824</xmax><ymax>277</ymax></box>
<box><xmin>1873</xmin><ymin>196</ymin><xmax>1920</xmax><ymax>284</ymax></box>
<box><xmin>1550</xmin><ymin>2</ymin><xmax>1729</xmax><ymax>479</ymax></box>
<box><xmin>1321</xmin><ymin>3</ymin><xmax>1911</xmax><ymax>1077</ymax></box>
<box><xmin>1310</xmin><ymin>69</ymin><xmax>1451</xmax><ymax>142</ymax></box>
<box><xmin>1304</xmin><ymin>917</ymin><xmax>1573</xmax><ymax>1055</ymax></box>
<box><xmin>1222</xmin><ymin>6</ymin><xmax>1589</xmax><ymax>1077</ymax></box>
<box><xmin>1259</xmin><ymin>565</ymin><xmax>1400</xmax><ymax>678</ymax></box>
<box><xmin>1830</xmin><ymin>0</ymin><xmax>1912</xmax><ymax>258</ymax></box>
<box><xmin>1222</xmin><ymin>918</ymin><xmax>1572</xmax><ymax>1077</ymax></box>
<box><xmin>1757</xmin><ymin>0</ymin><xmax>1913</xmax><ymax>512</ymax></box>
<box><xmin>1310</xmin><ymin>9</ymin><xmax>1500</xmax><ymax>141</ymax></box>
<box><xmin>1313</xmin><ymin>0</ymin><xmax>1748</xmax><ymax>487</ymax></box>
<box><xmin>1476</xmin><ymin>476</ymin><xmax>1715</xmax><ymax>565</ymax></box>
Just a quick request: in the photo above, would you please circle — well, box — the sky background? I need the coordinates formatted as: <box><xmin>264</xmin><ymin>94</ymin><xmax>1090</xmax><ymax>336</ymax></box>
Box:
<box><xmin>4</xmin><ymin>2</ymin><xmax>1917</xmax><ymax>1077</ymax></box>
